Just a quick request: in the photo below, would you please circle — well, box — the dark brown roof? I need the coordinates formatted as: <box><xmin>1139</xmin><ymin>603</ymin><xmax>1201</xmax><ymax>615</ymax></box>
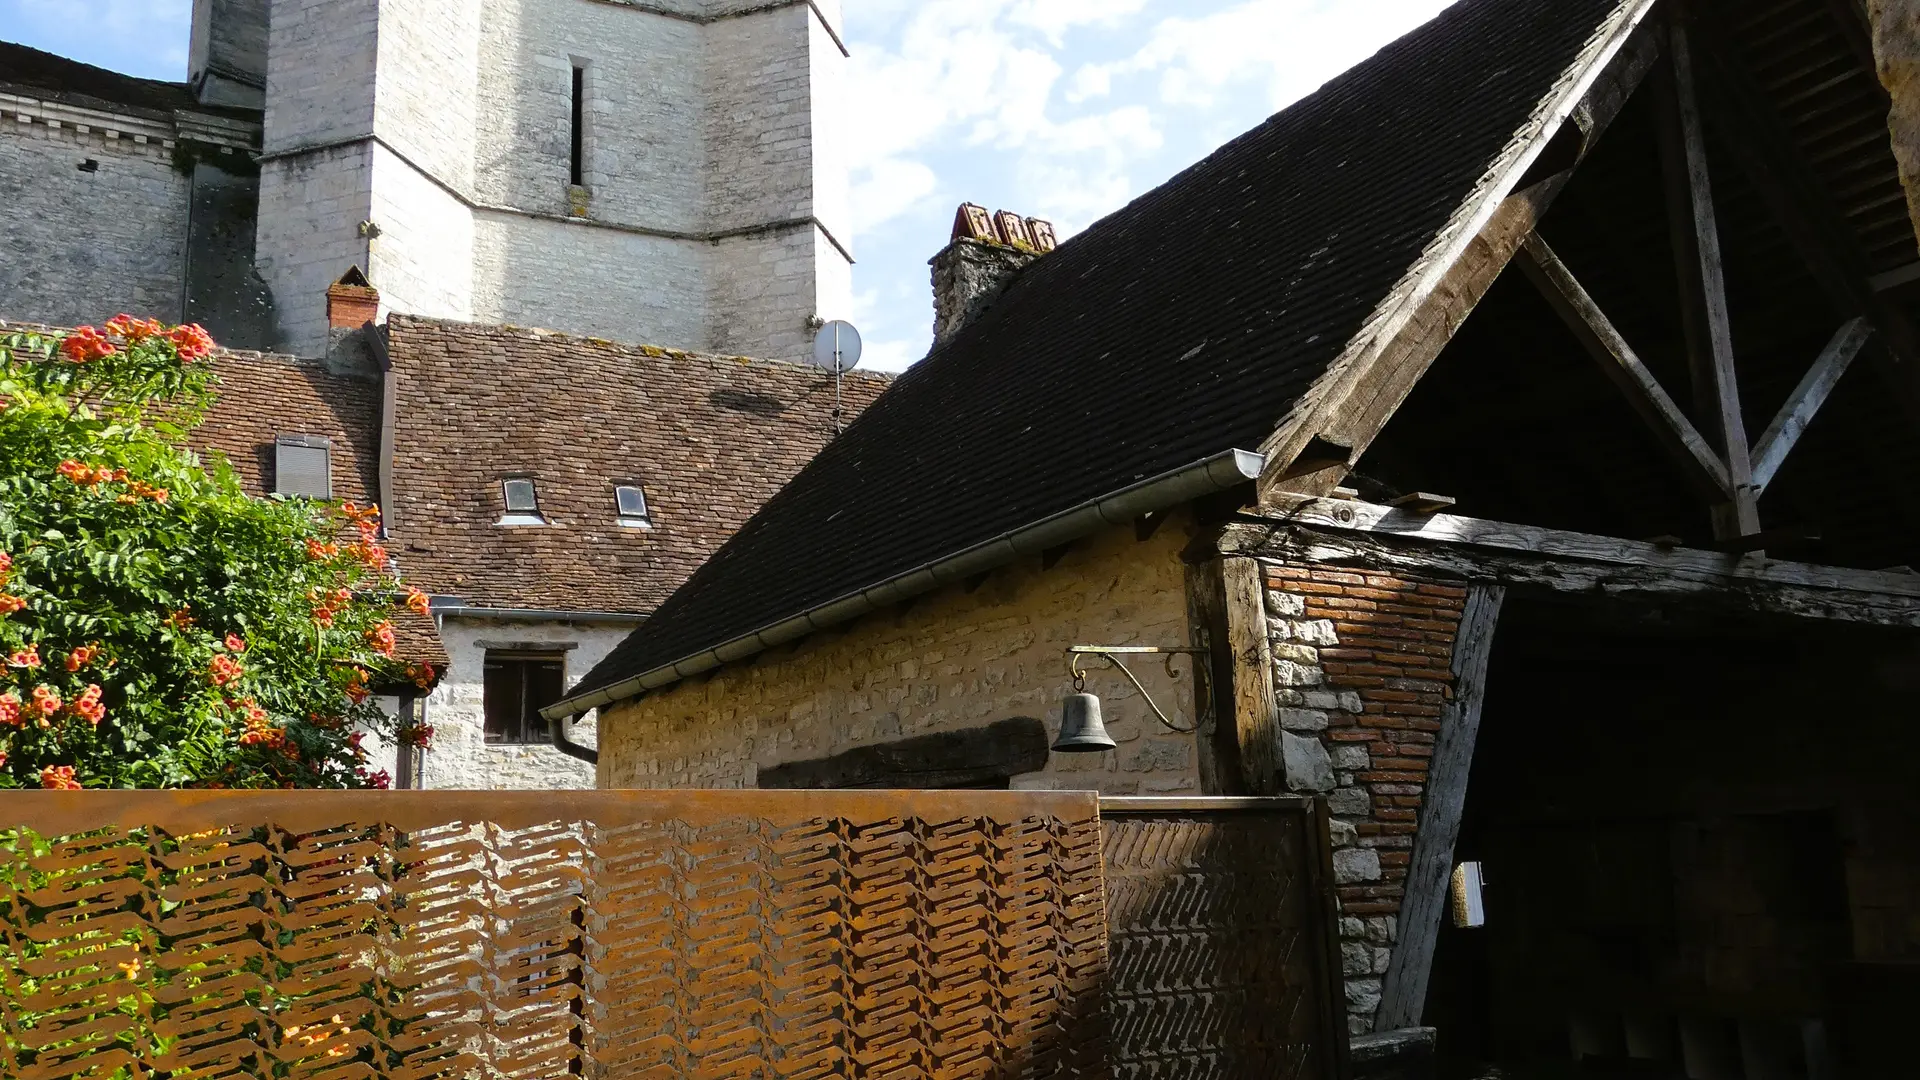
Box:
<box><xmin>0</xmin><ymin>41</ymin><xmax>200</xmax><ymax>118</ymax></box>
<box><xmin>383</xmin><ymin>316</ymin><xmax>891</xmax><ymax>613</ymax></box>
<box><xmin>197</xmin><ymin>351</ymin><xmax>382</xmax><ymax>506</ymax></box>
<box><xmin>570</xmin><ymin>0</ymin><xmax>1631</xmax><ymax>701</ymax></box>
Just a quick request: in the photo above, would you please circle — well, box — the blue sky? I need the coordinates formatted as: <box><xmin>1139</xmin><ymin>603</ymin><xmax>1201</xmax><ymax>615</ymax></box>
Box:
<box><xmin>1</xmin><ymin>0</ymin><xmax>1454</xmax><ymax>371</ymax></box>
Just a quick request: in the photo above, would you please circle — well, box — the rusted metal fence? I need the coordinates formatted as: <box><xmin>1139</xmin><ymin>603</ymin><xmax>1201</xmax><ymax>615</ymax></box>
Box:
<box><xmin>0</xmin><ymin>790</ymin><xmax>1108</xmax><ymax>1079</ymax></box>
<box><xmin>1101</xmin><ymin>796</ymin><xmax>1349</xmax><ymax>1080</ymax></box>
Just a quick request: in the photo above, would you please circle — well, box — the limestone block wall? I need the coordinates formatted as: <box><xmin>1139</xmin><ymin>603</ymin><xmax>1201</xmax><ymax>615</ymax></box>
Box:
<box><xmin>416</xmin><ymin>616</ymin><xmax>627</xmax><ymax>790</ymax></box>
<box><xmin>472</xmin><ymin>211</ymin><xmax>709</xmax><ymax>350</ymax></box>
<box><xmin>0</xmin><ymin>121</ymin><xmax>189</xmax><ymax>327</ymax></box>
<box><xmin>256</xmin><ymin>143</ymin><xmax>373</xmax><ymax>353</ymax></box>
<box><xmin>375</xmin><ymin>0</ymin><xmax>481</xmax><ymax>196</ymax></box>
<box><xmin>708</xmin><ymin>225</ymin><xmax>847</xmax><ymax>362</ymax></box>
<box><xmin>597</xmin><ymin>518</ymin><xmax>1204</xmax><ymax>795</ymax></box>
<box><xmin>1260</xmin><ymin>561</ymin><xmax>1468</xmax><ymax>1036</ymax></box>
<box><xmin>369</xmin><ymin>143</ymin><xmax>475</xmax><ymax>325</ymax></box>
<box><xmin>476</xmin><ymin>0</ymin><xmax>705</xmax><ymax>230</ymax></box>
<box><xmin>190</xmin><ymin>0</ymin><xmax>269</xmax><ymax>107</ymax></box>
<box><xmin>258</xmin><ymin>0</ymin><xmax>379</xmax><ymax>354</ymax></box>
<box><xmin>705</xmin><ymin>6</ymin><xmax>816</xmax><ymax>232</ymax></box>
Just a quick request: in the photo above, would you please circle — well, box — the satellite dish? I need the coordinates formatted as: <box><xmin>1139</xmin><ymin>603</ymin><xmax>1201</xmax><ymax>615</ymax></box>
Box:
<box><xmin>811</xmin><ymin>320</ymin><xmax>863</xmax><ymax>372</ymax></box>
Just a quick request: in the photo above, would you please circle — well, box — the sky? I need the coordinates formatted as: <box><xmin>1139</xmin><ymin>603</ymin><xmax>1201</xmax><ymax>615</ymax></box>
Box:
<box><xmin>0</xmin><ymin>0</ymin><xmax>1454</xmax><ymax>372</ymax></box>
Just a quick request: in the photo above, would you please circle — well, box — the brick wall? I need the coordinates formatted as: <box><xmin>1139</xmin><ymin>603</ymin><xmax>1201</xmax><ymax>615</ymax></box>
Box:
<box><xmin>1262</xmin><ymin>561</ymin><xmax>1467</xmax><ymax>1035</ymax></box>
<box><xmin>598</xmin><ymin>517</ymin><xmax>1206</xmax><ymax>794</ymax></box>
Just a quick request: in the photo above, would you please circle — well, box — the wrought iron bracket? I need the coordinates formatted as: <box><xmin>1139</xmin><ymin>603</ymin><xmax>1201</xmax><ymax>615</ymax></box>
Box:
<box><xmin>1067</xmin><ymin>646</ymin><xmax>1212</xmax><ymax>735</ymax></box>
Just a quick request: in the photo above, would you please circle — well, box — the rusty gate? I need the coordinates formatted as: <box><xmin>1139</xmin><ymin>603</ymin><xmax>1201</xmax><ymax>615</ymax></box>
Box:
<box><xmin>1101</xmin><ymin>797</ymin><xmax>1349</xmax><ymax>1080</ymax></box>
<box><xmin>0</xmin><ymin>790</ymin><xmax>1345</xmax><ymax>1079</ymax></box>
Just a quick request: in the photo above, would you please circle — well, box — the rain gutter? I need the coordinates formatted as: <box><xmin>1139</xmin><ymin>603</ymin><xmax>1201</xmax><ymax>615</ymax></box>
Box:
<box><xmin>542</xmin><ymin>448</ymin><xmax>1266</xmax><ymax>722</ymax></box>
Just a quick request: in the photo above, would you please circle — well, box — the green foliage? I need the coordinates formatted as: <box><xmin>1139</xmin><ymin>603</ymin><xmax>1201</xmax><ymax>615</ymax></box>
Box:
<box><xmin>0</xmin><ymin>321</ymin><xmax>430</xmax><ymax>789</ymax></box>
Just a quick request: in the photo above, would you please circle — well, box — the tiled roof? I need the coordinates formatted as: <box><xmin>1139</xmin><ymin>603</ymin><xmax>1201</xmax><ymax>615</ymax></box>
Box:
<box><xmin>0</xmin><ymin>41</ymin><xmax>201</xmax><ymax>118</ymax></box>
<box><xmin>383</xmin><ymin>316</ymin><xmax>891</xmax><ymax>614</ymax></box>
<box><xmin>196</xmin><ymin>351</ymin><xmax>383</xmax><ymax>507</ymax></box>
<box><xmin>570</xmin><ymin>0</ymin><xmax>1631</xmax><ymax>702</ymax></box>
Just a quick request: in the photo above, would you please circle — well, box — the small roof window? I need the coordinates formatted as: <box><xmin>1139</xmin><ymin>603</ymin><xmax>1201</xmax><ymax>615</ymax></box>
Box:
<box><xmin>275</xmin><ymin>435</ymin><xmax>332</xmax><ymax>499</ymax></box>
<box><xmin>615</xmin><ymin>484</ymin><xmax>651</xmax><ymax>528</ymax></box>
<box><xmin>499</xmin><ymin>478</ymin><xmax>545</xmax><ymax>526</ymax></box>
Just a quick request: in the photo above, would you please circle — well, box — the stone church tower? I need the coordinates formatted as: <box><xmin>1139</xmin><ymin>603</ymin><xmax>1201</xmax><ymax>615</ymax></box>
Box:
<box><xmin>5</xmin><ymin>0</ymin><xmax>852</xmax><ymax>363</ymax></box>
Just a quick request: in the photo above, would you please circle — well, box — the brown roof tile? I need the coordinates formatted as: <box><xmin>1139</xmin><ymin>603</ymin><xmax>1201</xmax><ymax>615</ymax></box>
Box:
<box><xmin>383</xmin><ymin>316</ymin><xmax>890</xmax><ymax>614</ymax></box>
<box><xmin>196</xmin><ymin>351</ymin><xmax>382</xmax><ymax>506</ymax></box>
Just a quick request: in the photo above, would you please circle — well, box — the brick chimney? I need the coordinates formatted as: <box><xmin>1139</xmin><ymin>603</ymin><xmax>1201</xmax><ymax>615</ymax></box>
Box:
<box><xmin>327</xmin><ymin>266</ymin><xmax>380</xmax><ymax>330</ymax></box>
<box><xmin>930</xmin><ymin>204</ymin><xmax>1058</xmax><ymax>350</ymax></box>
<box><xmin>325</xmin><ymin>267</ymin><xmax>381</xmax><ymax>374</ymax></box>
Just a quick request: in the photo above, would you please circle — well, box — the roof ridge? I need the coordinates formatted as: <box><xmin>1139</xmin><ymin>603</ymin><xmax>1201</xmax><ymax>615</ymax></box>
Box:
<box><xmin>384</xmin><ymin>313</ymin><xmax>896</xmax><ymax>382</ymax></box>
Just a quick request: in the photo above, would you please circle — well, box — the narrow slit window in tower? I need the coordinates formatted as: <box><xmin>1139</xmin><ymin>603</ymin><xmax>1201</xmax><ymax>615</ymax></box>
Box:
<box><xmin>569</xmin><ymin>64</ymin><xmax>586</xmax><ymax>187</ymax></box>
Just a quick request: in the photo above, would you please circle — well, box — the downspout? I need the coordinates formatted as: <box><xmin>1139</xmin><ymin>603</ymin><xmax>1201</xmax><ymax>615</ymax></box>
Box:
<box><xmin>368</xmin><ymin>323</ymin><xmax>397</xmax><ymax>532</ymax></box>
<box><xmin>543</xmin><ymin>447</ymin><xmax>1266</xmax><ymax>722</ymax></box>
<box><xmin>550</xmin><ymin>712</ymin><xmax>599</xmax><ymax>765</ymax></box>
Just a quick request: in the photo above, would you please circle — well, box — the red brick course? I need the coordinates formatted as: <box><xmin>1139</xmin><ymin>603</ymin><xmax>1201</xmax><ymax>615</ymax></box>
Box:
<box><xmin>1267</xmin><ymin>561</ymin><xmax>1467</xmax><ymax>918</ymax></box>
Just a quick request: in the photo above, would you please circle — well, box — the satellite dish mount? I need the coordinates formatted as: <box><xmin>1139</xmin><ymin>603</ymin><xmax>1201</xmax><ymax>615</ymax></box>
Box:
<box><xmin>811</xmin><ymin>320</ymin><xmax>863</xmax><ymax>433</ymax></box>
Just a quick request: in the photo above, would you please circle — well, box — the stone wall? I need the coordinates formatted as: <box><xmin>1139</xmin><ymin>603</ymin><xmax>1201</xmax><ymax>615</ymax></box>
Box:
<box><xmin>597</xmin><ymin>517</ymin><xmax>1205</xmax><ymax>794</ymax></box>
<box><xmin>1261</xmin><ymin>561</ymin><xmax>1468</xmax><ymax>1035</ymax></box>
<box><xmin>256</xmin><ymin>142</ymin><xmax>373</xmax><ymax>354</ymax></box>
<box><xmin>0</xmin><ymin>119</ymin><xmax>189</xmax><ymax>327</ymax></box>
<box><xmin>190</xmin><ymin>0</ymin><xmax>269</xmax><ymax>108</ymax></box>
<box><xmin>369</xmin><ymin>143</ymin><xmax>475</xmax><ymax>325</ymax></box>
<box><xmin>1868</xmin><ymin>0</ymin><xmax>1920</xmax><ymax>246</ymax></box>
<box><xmin>415</xmin><ymin>615</ymin><xmax>629</xmax><ymax>790</ymax></box>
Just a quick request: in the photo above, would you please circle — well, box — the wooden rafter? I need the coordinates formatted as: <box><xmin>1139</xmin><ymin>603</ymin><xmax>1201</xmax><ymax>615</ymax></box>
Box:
<box><xmin>1256</xmin><ymin>9</ymin><xmax>1664</xmax><ymax>498</ymax></box>
<box><xmin>1515</xmin><ymin>232</ymin><xmax>1735</xmax><ymax>501</ymax></box>
<box><xmin>1751</xmin><ymin>318</ymin><xmax>1874</xmax><ymax>493</ymax></box>
<box><xmin>1692</xmin><ymin>23</ymin><xmax>1920</xmax><ymax>426</ymax></box>
<box><xmin>1662</xmin><ymin>16</ymin><xmax>1759</xmax><ymax>538</ymax></box>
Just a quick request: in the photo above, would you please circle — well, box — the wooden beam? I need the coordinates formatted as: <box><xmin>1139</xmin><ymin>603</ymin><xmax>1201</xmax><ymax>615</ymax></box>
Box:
<box><xmin>1256</xmin><ymin>11</ymin><xmax>1663</xmax><ymax>499</ymax></box>
<box><xmin>1692</xmin><ymin>27</ymin><xmax>1920</xmax><ymax>425</ymax></box>
<box><xmin>1376</xmin><ymin>584</ymin><xmax>1505</xmax><ymax>1031</ymax></box>
<box><xmin>1666</xmin><ymin>17</ymin><xmax>1760</xmax><ymax>538</ymax></box>
<box><xmin>1823</xmin><ymin>0</ymin><xmax>1891</xmax><ymax>106</ymax></box>
<box><xmin>1751</xmin><ymin>318</ymin><xmax>1874</xmax><ymax>493</ymax></box>
<box><xmin>1221</xmin><ymin>497</ymin><xmax>1920</xmax><ymax>626</ymax></box>
<box><xmin>1221</xmin><ymin>557</ymin><xmax>1281</xmax><ymax>795</ymax></box>
<box><xmin>1186</xmin><ymin>560</ymin><xmax>1247</xmax><ymax>795</ymax></box>
<box><xmin>1516</xmin><ymin>232</ymin><xmax>1736</xmax><ymax>501</ymax></box>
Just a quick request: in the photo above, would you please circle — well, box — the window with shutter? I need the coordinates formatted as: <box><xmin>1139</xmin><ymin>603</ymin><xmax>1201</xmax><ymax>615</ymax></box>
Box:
<box><xmin>275</xmin><ymin>435</ymin><xmax>332</xmax><ymax>498</ymax></box>
<box><xmin>483</xmin><ymin>652</ymin><xmax>566</xmax><ymax>744</ymax></box>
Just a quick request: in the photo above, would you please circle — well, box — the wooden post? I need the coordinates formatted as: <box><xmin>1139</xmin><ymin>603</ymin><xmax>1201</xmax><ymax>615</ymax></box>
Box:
<box><xmin>1220</xmin><ymin>557</ymin><xmax>1281</xmax><ymax>795</ymax></box>
<box><xmin>1665</xmin><ymin>15</ymin><xmax>1759</xmax><ymax>539</ymax></box>
<box><xmin>1375</xmin><ymin>584</ymin><xmax>1505</xmax><ymax>1031</ymax></box>
<box><xmin>1187</xmin><ymin>558</ymin><xmax>1245</xmax><ymax>795</ymax></box>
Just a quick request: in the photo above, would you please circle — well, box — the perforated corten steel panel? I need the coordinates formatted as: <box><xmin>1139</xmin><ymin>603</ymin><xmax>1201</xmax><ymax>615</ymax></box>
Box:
<box><xmin>0</xmin><ymin>790</ymin><xmax>1108</xmax><ymax>1079</ymax></box>
<box><xmin>1101</xmin><ymin>797</ymin><xmax>1347</xmax><ymax>1080</ymax></box>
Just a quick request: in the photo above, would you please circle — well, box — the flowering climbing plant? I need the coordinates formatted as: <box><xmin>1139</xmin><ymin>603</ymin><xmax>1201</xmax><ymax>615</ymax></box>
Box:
<box><xmin>0</xmin><ymin>318</ymin><xmax>437</xmax><ymax>789</ymax></box>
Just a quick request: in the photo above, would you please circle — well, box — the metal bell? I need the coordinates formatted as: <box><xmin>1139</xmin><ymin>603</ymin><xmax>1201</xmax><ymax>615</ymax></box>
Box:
<box><xmin>1052</xmin><ymin>692</ymin><xmax>1117</xmax><ymax>753</ymax></box>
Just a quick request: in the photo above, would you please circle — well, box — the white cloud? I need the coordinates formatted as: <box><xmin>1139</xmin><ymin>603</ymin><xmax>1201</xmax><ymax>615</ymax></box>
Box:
<box><xmin>1076</xmin><ymin>0</ymin><xmax>1452</xmax><ymax>112</ymax></box>
<box><xmin>1005</xmin><ymin>0</ymin><xmax>1152</xmax><ymax>47</ymax></box>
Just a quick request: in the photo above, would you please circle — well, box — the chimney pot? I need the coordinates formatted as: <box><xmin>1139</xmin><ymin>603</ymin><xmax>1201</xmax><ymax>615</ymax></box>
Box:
<box><xmin>930</xmin><ymin>204</ymin><xmax>1055</xmax><ymax>350</ymax></box>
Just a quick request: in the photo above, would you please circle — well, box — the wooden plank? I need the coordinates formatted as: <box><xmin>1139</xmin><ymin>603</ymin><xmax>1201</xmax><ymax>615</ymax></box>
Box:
<box><xmin>1221</xmin><ymin>557</ymin><xmax>1281</xmax><ymax>795</ymax></box>
<box><xmin>1256</xmin><ymin>10</ymin><xmax>1663</xmax><ymax>500</ymax></box>
<box><xmin>1225</xmin><ymin>496</ymin><xmax>1920</xmax><ymax>600</ymax></box>
<box><xmin>1751</xmin><ymin>318</ymin><xmax>1873</xmax><ymax>493</ymax></box>
<box><xmin>756</xmin><ymin>717</ymin><xmax>1049</xmax><ymax>789</ymax></box>
<box><xmin>1693</xmin><ymin>26</ymin><xmax>1920</xmax><ymax>425</ymax></box>
<box><xmin>1668</xmin><ymin>17</ymin><xmax>1760</xmax><ymax>538</ymax></box>
<box><xmin>1376</xmin><ymin>585</ymin><xmax>1505</xmax><ymax>1031</ymax></box>
<box><xmin>1516</xmin><ymin>232</ymin><xmax>1735</xmax><ymax>501</ymax></box>
<box><xmin>1220</xmin><ymin>505</ymin><xmax>1920</xmax><ymax>628</ymax></box>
